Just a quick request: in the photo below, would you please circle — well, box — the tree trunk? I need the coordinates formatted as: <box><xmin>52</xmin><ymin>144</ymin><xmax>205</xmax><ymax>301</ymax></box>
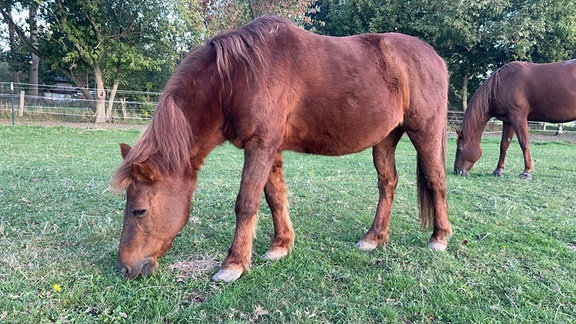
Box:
<box><xmin>7</xmin><ymin>10</ymin><xmax>20</xmax><ymax>83</ymax></box>
<box><xmin>107</xmin><ymin>79</ymin><xmax>120</xmax><ymax>122</ymax></box>
<box><xmin>93</xmin><ymin>64</ymin><xmax>106</xmax><ymax>123</ymax></box>
<box><xmin>28</xmin><ymin>2</ymin><xmax>40</xmax><ymax>98</ymax></box>
<box><xmin>462</xmin><ymin>74</ymin><xmax>469</xmax><ymax>111</ymax></box>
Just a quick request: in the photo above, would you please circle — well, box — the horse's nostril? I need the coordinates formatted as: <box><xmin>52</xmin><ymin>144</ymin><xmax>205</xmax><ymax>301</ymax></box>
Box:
<box><xmin>120</xmin><ymin>265</ymin><xmax>131</xmax><ymax>278</ymax></box>
<box><xmin>141</xmin><ymin>260</ymin><xmax>159</xmax><ymax>277</ymax></box>
<box><xmin>455</xmin><ymin>170</ymin><xmax>466</xmax><ymax>176</ymax></box>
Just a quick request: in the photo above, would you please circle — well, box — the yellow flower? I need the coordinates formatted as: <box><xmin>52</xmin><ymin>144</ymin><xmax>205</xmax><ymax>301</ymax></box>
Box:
<box><xmin>53</xmin><ymin>284</ymin><xmax>62</xmax><ymax>292</ymax></box>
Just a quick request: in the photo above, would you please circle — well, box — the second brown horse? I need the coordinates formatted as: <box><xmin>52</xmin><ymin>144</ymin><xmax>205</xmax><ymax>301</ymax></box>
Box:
<box><xmin>454</xmin><ymin>60</ymin><xmax>576</xmax><ymax>179</ymax></box>
<box><xmin>111</xmin><ymin>16</ymin><xmax>451</xmax><ymax>282</ymax></box>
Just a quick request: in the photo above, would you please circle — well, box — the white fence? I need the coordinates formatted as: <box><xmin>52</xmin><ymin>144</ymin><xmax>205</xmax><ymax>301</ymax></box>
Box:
<box><xmin>448</xmin><ymin>110</ymin><xmax>576</xmax><ymax>133</ymax></box>
<box><xmin>1</xmin><ymin>82</ymin><xmax>575</xmax><ymax>132</ymax></box>
<box><xmin>0</xmin><ymin>82</ymin><xmax>160</xmax><ymax>124</ymax></box>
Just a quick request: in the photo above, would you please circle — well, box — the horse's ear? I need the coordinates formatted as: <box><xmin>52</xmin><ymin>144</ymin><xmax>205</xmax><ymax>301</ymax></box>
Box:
<box><xmin>131</xmin><ymin>162</ymin><xmax>157</xmax><ymax>183</ymax></box>
<box><xmin>120</xmin><ymin>143</ymin><xmax>132</xmax><ymax>159</ymax></box>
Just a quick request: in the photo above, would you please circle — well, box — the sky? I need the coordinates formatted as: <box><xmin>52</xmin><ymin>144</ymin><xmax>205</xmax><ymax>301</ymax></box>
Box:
<box><xmin>0</xmin><ymin>7</ymin><xmax>29</xmax><ymax>53</ymax></box>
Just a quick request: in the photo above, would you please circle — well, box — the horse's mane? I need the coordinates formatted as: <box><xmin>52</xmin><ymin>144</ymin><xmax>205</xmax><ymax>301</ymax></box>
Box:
<box><xmin>210</xmin><ymin>16</ymin><xmax>293</xmax><ymax>87</ymax></box>
<box><xmin>111</xmin><ymin>16</ymin><xmax>293</xmax><ymax>192</ymax></box>
<box><xmin>111</xmin><ymin>95</ymin><xmax>194</xmax><ymax>192</ymax></box>
<box><xmin>462</xmin><ymin>63</ymin><xmax>515</xmax><ymax>135</ymax></box>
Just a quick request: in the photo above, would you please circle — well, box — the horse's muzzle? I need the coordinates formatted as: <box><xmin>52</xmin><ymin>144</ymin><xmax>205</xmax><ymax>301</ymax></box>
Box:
<box><xmin>120</xmin><ymin>258</ymin><xmax>159</xmax><ymax>280</ymax></box>
<box><xmin>454</xmin><ymin>169</ymin><xmax>468</xmax><ymax>176</ymax></box>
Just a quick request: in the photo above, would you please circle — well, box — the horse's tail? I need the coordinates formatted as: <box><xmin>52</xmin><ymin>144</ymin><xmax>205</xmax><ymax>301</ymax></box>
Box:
<box><xmin>416</xmin><ymin>123</ymin><xmax>447</xmax><ymax>230</ymax></box>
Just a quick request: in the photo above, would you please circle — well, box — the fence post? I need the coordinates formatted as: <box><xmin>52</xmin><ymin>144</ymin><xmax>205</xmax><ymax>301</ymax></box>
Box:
<box><xmin>121</xmin><ymin>98</ymin><xmax>127</xmax><ymax>120</ymax></box>
<box><xmin>10</xmin><ymin>82</ymin><xmax>15</xmax><ymax>125</ymax></box>
<box><xmin>19</xmin><ymin>90</ymin><xmax>25</xmax><ymax>117</ymax></box>
<box><xmin>556</xmin><ymin>123</ymin><xmax>564</xmax><ymax>136</ymax></box>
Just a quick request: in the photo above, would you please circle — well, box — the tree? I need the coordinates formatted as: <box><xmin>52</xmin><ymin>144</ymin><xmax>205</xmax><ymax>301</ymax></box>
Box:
<box><xmin>40</xmin><ymin>0</ymin><xmax>203</xmax><ymax>122</ymax></box>
<box><xmin>200</xmin><ymin>0</ymin><xmax>315</xmax><ymax>37</ymax></box>
<box><xmin>531</xmin><ymin>0</ymin><xmax>576</xmax><ymax>62</ymax></box>
<box><xmin>311</xmin><ymin>0</ymin><xmax>576</xmax><ymax>110</ymax></box>
<box><xmin>27</xmin><ymin>0</ymin><xmax>39</xmax><ymax>97</ymax></box>
<box><xmin>0</xmin><ymin>0</ymin><xmax>43</xmax><ymax>86</ymax></box>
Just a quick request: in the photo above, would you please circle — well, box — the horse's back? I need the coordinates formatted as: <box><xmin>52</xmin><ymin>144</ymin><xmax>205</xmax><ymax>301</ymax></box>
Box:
<box><xmin>288</xmin><ymin>30</ymin><xmax>447</xmax><ymax>103</ymax></box>
<box><xmin>215</xmin><ymin>17</ymin><xmax>448</xmax><ymax>155</ymax></box>
<box><xmin>267</xmin><ymin>27</ymin><xmax>448</xmax><ymax>154</ymax></box>
<box><xmin>497</xmin><ymin>60</ymin><xmax>576</xmax><ymax>122</ymax></box>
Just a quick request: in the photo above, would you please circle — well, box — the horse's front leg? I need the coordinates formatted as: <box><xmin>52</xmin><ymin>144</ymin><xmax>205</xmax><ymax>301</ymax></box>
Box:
<box><xmin>356</xmin><ymin>129</ymin><xmax>403</xmax><ymax>250</ymax></box>
<box><xmin>513</xmin><ymin>120</ymin><xmax>533</xmax><ymax>180</ymax></box>
<box><xmin>212</xmin><ymin>139</ymin><xmax>278</xmax><ymax>282</ymax></box>
<box><xmin>262</xmin><ymin>152</ymin><xmax>295</xmax><ymax>260</ymax></box>
<box><xmin>493</xmin><ymin>122</ymin><xmax>515</xmax><ymax>177</ymax></box>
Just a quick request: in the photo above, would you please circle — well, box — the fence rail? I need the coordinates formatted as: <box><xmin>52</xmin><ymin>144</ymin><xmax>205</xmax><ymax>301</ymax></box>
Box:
<box><xmin>0</xmin><ymin>82</ymin><xmax>160</xmax><ymax>124</ymax></box>
<box><xmin>448</xmin><ymin>110</ymin><xmax>576</xmax><ymax>133</ymax></box>
<box><xmin>1</xmin><ymin>82</ymin><xmax>575</xmax><ymax>133</ymax></box>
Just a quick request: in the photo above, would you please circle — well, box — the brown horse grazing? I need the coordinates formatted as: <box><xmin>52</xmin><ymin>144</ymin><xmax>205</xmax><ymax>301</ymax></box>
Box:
<box><xmin>454</xmin><ymin>60</ymin><xmax>576</xmax><ymax>179</ymax></box>
<box><xmin>111</xmin><ymin>16</ymin><xmax>451</xmax><ymax>283</ymax></box>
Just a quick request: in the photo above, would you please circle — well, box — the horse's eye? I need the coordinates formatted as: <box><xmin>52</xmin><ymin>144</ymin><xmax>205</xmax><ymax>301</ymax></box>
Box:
<box><xmin>132</xmin><ymin>209</ymin><xmax>148</xmax><ymax>217</ymax></box>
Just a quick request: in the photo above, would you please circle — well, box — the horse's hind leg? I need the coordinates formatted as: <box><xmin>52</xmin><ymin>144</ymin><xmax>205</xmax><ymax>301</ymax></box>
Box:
<box><xmin>408</xmin><ymin>130</ymin><xmax>452</xmax><ymax>250</ymax></box>
<box><xmin>493</xmin><ymin>122</ymin><xmax>515</xmax><ymax>177</ymax></box>
<box><xmin>512</xmin><ymin>119</ymin><xmax>533</xmax><ymax>179</ymax></box>
<box><xmin>262</xmin><ymin>152</ymin><xmax>295</xmax><ymax>260</ymax></box>
<box><xmin>356</xmin><ymin>128</ymin><xmax>404</xmax><ymax>250</ymax></box>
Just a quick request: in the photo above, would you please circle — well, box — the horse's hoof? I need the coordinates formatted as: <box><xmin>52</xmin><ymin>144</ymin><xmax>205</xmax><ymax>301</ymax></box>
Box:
<box><xmin>519</xmin><ymin>172</ymin><xmax>532</xmax><ymax>180</ymax></box>
<box><xmin>262</xmin><ymin>248</ymin><xmax>289</xmax><ymax>261</ymax></box>
<box><xmin>492</xmin><ymin>169</ymin><xmax>504</xmax><ymax>177</ymax></box>
<box><xmin>212</xmin><ymin>268</ymin><xmax>243</xmax><ymax>282</ymax></box>
<box><xmin>356</xmin><ymin>240</ymin><xmax>378</xmax><ymax>251</ymax></box>
<box><xmin>428</xmin><ymin>240</ymin><xmax>447</xmax><ymax>251</ymax></box>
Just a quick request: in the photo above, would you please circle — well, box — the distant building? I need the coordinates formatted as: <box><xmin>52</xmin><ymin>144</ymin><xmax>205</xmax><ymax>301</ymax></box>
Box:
<box><xmin>43</xmin><ymin>76</ymin><xmax>77</xmax><ymax>100</ymax></box>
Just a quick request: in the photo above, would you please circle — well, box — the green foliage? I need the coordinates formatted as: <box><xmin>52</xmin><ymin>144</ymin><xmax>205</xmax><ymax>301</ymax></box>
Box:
<box><xmin>0</xmin><ymin>125</ymin><xmax>575</xmax><ymax>322</ymax></box>
<box><xmin>311</xmin><ymin>0</ymin><xmax>576</xmax><ymax>110</ymax></box>
<box><xmin>4</xmin><ymin>0</ymin><xmax>575</xmax><ymax>108</ymax></box>
<box><xmin>38</xmin><ymin>0</ymin><xmax>201</xmax><ymax>92</ymax></box>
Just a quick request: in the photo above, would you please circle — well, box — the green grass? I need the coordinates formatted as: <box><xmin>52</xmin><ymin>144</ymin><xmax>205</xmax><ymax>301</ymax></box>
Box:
<box><xmin>0</xmin><ymin>125</ymin><xmax>575</xmax><ymax>323</ymax></box>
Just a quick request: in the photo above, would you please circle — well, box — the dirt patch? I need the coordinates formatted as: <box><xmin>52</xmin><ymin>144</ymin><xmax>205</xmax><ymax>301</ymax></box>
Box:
<box><xmin>568</xmin><ymin>242</ymin><xmax>576</xmax><ymax>252</ymax></box>
<box><xmin>169</xmin><ymin>255</ymin><xmax>219</xmax><ymax>281</ymax></box>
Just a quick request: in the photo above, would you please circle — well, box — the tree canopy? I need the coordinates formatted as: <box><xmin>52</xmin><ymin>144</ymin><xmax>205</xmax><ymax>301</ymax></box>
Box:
<box><xmin>310</xmin><ymin>0</ymin><xmax>576</xmax><ymax>109</ymax></box>
<box><xmin>1</xmin><ymin>0</ymin><xmax>575</xmax><ymax>122</ymax></box>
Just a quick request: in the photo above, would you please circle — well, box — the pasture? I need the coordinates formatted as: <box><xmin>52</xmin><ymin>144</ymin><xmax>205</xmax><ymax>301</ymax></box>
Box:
<box><xmin>0</xmin><ymin>125</ymin><xmax>574</xmax><ymax>322</ymax></box>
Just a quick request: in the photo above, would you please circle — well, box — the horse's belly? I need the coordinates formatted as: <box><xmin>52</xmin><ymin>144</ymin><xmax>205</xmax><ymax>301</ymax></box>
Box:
<box><xmin>281</xmin><ymin>117</ymin><xmax>400</xmax><ymax>156</ymax></box>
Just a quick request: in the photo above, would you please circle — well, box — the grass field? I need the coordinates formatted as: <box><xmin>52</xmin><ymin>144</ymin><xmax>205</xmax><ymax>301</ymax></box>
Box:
<box><xmin>0</xmin><ymin>125</ymin><xmax>574</xmax><ymax>323</ymax></box>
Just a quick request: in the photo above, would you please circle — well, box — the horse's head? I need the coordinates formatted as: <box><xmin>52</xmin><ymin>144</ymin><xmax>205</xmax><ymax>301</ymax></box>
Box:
<box><xmin>454</xmin><ymin>129</ymin><xmax>482</xmax><ymax>176</ymax></box>
<box><xmin>116</xmin><ymin>144</ymin><xmax>194</xmax><ymax>280</ymax></box>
